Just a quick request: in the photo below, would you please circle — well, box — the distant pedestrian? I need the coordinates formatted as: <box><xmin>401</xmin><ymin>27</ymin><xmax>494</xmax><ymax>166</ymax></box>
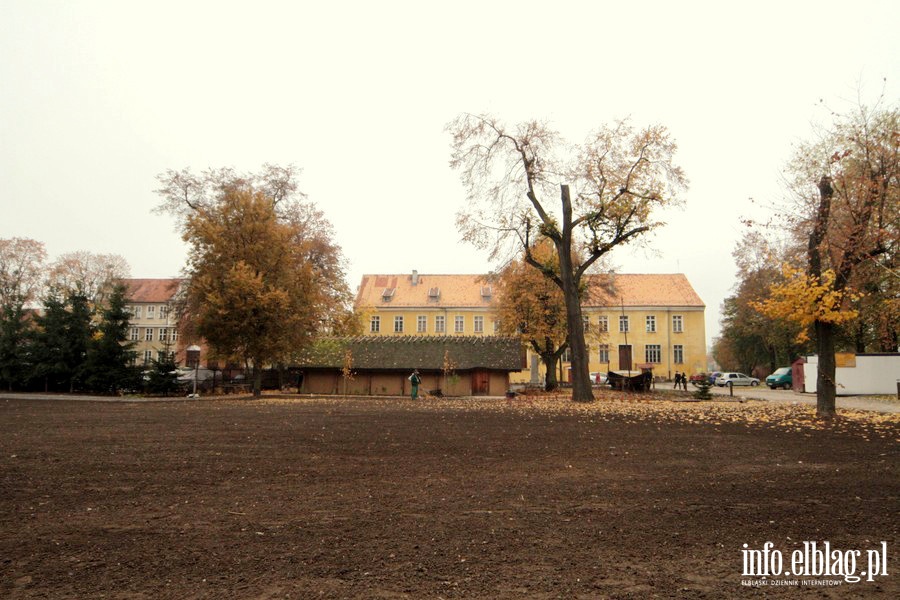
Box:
<box><xmin>409</xmin><ymin>369</ymin><xmax>421</xmax><ymax>400</ymax></box>
<box><xmin>673</xmin><ymin>372</ymin><xmax>682</xmax><ymax>390</ymax></box>
<box><xmin>681</xmin><ymin>374</ymin><xmax>689</xmax><ymax>391</ymax></box>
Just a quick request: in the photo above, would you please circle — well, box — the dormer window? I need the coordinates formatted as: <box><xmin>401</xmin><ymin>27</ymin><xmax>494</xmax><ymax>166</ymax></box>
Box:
<box><xmin>428</xmin><ymin>287</ymin><xmax>440</xmax><ymax>300</ymax></box>
<box><xmin>481</xmin><ymin>285</ymin><xmax>492</xmax><ymax>299</ymax></box>
<box><xmin>382</xmin><ymin>288</ymin><xmax>395</xmax><ymax>302</ymax></box>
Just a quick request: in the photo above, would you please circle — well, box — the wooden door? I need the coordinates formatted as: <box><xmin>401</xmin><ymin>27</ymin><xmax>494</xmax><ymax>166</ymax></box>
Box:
<box><xmin>618</xmin><ymin>345</ymin><xmax>632</xmax><ymax>371</ymax></box>
<box><xmin>472</xmin><ymin>370</ymin><xmax>490</xmax><ymax>395</ymax></box>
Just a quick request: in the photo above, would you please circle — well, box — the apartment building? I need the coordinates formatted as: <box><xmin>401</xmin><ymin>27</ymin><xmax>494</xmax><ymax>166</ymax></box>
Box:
<box><xmin>122</xmin><ymin>278</ymin><xmax>184</xmax><ymax>366</ymax></box>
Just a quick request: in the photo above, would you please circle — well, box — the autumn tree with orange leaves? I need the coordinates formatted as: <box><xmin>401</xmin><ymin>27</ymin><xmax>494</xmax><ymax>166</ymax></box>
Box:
<box><xmin>492</xmin><ymin>242</ymin><xmax>571</xmax><ymax>391</ymax></box>
<box><xmin>155</xmin><ymin>165</ymin><xmax>353</xmax><ymax>396</ymax></box>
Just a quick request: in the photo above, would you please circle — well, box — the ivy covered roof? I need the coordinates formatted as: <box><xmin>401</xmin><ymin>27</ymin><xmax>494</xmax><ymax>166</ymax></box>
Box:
<box><xmin>297</xmin><ymin>336</ymin><xmax>523</xmax><ymax>372</ymax></box>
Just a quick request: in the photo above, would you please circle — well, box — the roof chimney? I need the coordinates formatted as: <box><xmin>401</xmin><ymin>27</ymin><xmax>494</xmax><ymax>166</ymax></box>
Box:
<box><xmin>411</xmin><ymin>270</ymin><xmax>419</xmax><ymax>285</ymax></box>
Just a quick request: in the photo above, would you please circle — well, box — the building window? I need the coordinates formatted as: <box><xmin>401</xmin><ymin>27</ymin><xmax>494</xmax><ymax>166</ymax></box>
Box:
<box><xmin>171</xmin><ymin>329</ymin><xmax>178</xmax><ymax>342</ymax></box>
<box><xmin>598</xmin><ymin>316</ymin><xmax>608</xmax><ymax>333</ymax></box>
<box><xmin>394</xmin><ymin>316</ymin><xmax>404</xmax><ymax>333</ymax></box>
<box><xmin>160</xmin><ymin>305</ymin><xmax>169</xmax><ymax>320</ymax></box>
<box><xmin>673</xmin><ymin>315</ymin><xmax>683</xmax><ymax>333</ymax></box>
<box><xmin>561</xmin><ymin>347</ymin><xmax>572</xmax><ymax>363</ymax></box>
<box><xmin>435</xmin><ymin>315</ymin><xmax>445</xmax><ymax>333</ymax></box>
<box><xmin>147</xmin><ymin>306</ymin><xmax>155</xmax><ymax>319</ymax></box>
<box><xmin>370</xmin><ymin>316</ymin><xmax>380</xmax><ymax>333</ymax></box>
<box><xmin>159</xmin><ymin>328</ymin><xmax>168</xmax><ymax>342</ymax></box>
<box><xmin>598</xmin><ymin>344</ymin><xmax>610</xmax><ymax>363</ymax></box>
<box><xmin>619</xmin><ymin>315</ymin><xmax>629</xmax><ymax>333</ymax></box>
<box><xmin>474</xmin><ymin>316</ymin><xmax>484</xmax><ymax>333</ymax></box>
<box><xmin>133</xmin><ymin>306</ymin><xmax>142</xmax><ymax>319</ymax></box>
<box><xmin>417</xmin><ymin>315</ymin><xmax>427</xmax><ymax>333</ymax></box>
<box><xmin>645</xmin><ymin>344</ymin><xmax>661</xmax><ymax>363</ymax></box>
<box><xmin>157</xmin><ymin>350</ymin><xmax>167</xmax><ymax>362</ymax></box>
<box><xmin>454</xmin><ymin>315</ymin><xmax>464</xmax><ymax>333</ymax></box>
<box><xmin>673</xmin><ymin>344</ymin><xmax>684</xmax><ymax>364</ymax></box>
<box><xmin>583</xmin><ymin>316</ymin><xmax>590</xmax><ymax>332</ymax></box>
<box><xmin>143</xmin><ymin>350</ymin><xmax>153</xmax><ymax>364</ymax></box>
<box><xmin>145</xmin><ymin>328</ymin><xmax>154</xmax><ymax>341</ymax></box>
<box><xmin>646</xmin><ymin>315</ymin><xmax>656</xmax><ymax>333</ymax></box>
<box><xmin>129</xmin><ymin>327</ymin><xmax>139</xmax><ymax>342</ymax></box>
<box><xmin>493</xmin><ymin>319</ymin><xmax>500</xmax><ymax>334</ymax></box>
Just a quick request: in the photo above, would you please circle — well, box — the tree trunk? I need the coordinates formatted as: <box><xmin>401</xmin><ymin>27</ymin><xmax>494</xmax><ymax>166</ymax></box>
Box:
<box><xmin>542</xmin><ymin>353</ymin><xmax>559</xmax><ymax>391</ymax></box>
<box><xmin>808</xmin><ymin>176</ymin><xmax>836</xmax><ymax>419</ymax></box>
<box><xmin>814</xmin><ymin>320</ymin><xmax>837</xmax><ymax>418</ymax></box>
<box><xmin>252</xmin><ymin>365</ymin><xmax>262</xmax><ymax>398</ymax></box>
<box><xmin>557</xmin><ymin>185</ymin><xmax>594</xmax><ymax>402</ymax></box>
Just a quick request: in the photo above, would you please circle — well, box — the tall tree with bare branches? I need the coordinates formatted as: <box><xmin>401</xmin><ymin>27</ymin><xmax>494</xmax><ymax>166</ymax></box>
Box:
<box><xmin>448</xmin><ymin>114</ymin><xmax>687</xmax><ymax>401</ymax></box>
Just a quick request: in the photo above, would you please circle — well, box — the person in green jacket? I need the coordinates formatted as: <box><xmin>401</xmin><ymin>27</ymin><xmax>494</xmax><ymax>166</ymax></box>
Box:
<box><xmin>409</xmin><ymin>369</ymin><xmax>421</xmax><ymax>400</ymax></box>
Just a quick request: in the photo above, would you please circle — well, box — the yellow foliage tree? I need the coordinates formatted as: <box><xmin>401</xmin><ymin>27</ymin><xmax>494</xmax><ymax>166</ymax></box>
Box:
<box><xmin>752</xmin><ymin>265</ymin><xmax>862</xmax><ymax>343</ymax></box>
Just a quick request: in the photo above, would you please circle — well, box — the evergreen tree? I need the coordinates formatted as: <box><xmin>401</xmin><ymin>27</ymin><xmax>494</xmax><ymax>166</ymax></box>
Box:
<box><xmin>0</xmin><ymin>302</ymin><xmax>33</xmax><ymax>391</ymax></box>
<box><xmin>144</xmin><ymin>340</ymin><xmax>179</xmax><ymax>396</ymax></box>
<box><xmin>84</xmin><ymin>283</ymin><xmax>139</xmax><ymax>394</ymax></box>
<box><xmin>692</xmin><ymin>378</ymin><xmax>713</xmax><ymax>401</ymax></box>
<box><xmin>31</xmin><ymin>290</ymin><xmax>93</xmax><ymax>392</ymax></box>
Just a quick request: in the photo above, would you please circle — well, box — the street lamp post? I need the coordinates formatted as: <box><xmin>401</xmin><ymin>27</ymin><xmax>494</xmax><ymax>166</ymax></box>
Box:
<box><xmin>186</xmin><ymin>345</ymin><xmax>201</xmax><ymax>397</ymax></box>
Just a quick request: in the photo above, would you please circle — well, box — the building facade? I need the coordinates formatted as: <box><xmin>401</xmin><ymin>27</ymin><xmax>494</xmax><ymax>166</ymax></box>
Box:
<box><xmin>122</xmin><ymin>279</ymin><xmax>186</xmax><ymax>366</ymax></box>
<box><xmin>355</xmin><ymin>271</ymin><xmax>707</xmax><ymax>382</ymax></box>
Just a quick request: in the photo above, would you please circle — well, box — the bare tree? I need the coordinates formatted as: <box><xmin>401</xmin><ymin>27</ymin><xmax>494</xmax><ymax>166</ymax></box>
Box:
<box><xmin>0</xmin><ymin>237</ymin><xmax>47</xmax><ymax>308</ymax></box>
<box><xmin>448</xmin><ymin>114</ymin><xmax>687</xmax><ymax>401</ymax></box>
<box><xmin>47</xmin><ymin>251</ymin><xmax>131</xmax><ymax>308</ymax></box>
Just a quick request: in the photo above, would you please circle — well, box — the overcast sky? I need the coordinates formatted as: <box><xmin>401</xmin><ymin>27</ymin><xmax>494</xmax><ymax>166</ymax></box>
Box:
<box><xmin>1</xmin><ymin>0</ymin><xmax>897</xmax><ymax>347</ymax></box>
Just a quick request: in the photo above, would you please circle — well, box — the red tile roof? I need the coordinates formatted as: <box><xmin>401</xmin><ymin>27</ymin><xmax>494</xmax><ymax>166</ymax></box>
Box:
<box><xmin>355</xmin><ymin>273</ymin><xmax>493</xmax><ymax>309</ymax></box>
<box><xmin>122</xmin><ymin>278</ymin><xmax>182</xmax><ymax>303</ymax></box>
<box><xmin>355</xmin><ymin>273</ymin><xmax>704</xmax><ymax>309</ymax></box>
<box><xmin>584</xmin><ymin>273</ymin><xmax>705</xmax><ymax>308</ymax></box>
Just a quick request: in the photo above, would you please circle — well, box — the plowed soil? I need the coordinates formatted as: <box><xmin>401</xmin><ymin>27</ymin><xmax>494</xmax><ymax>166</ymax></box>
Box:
<box><xmin>1</xmin><ymin>394</ymin><xmax>897</xmax><ymax>599</ymax></box>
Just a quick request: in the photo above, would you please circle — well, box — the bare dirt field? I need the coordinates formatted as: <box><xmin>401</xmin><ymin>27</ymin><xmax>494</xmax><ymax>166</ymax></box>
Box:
<box><xmin>1</xmin><ymin>393</ymin><xmax>898</xmax><ymax>599</ymax></box>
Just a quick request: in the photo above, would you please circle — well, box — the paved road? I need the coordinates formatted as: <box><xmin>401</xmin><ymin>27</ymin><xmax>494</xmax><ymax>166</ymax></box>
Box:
<box><xmin>703</xmin><ymin>384</ymin><xmax>900</xmax><ymax>413</ymax></box>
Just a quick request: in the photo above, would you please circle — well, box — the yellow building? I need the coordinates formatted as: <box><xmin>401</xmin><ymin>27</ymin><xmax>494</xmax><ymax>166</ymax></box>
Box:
<box><xmin>354</xmin><ymin>271</ymin><xmax>706</xmax><ymax>383</ymax></box>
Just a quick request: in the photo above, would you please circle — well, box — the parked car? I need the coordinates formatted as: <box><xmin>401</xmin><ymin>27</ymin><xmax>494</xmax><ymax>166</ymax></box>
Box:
<box><xmin>590</xmin><ymin>372</ymin><xmax>608</xmax><ymax>386</ymax></box>
<box><xmin>689</xmin><ymin>373</ymin><xmax>711</xmax><ymax>386</ymax></box>
<box><xmin>715</xmin><ymin>372</ymin><xmax>760</xmax><ymax>387</ymax></box>
<box><xmin>766</xmin><ymin>367</ymin><xmax>792</xmax><ymax>390</ymax></box>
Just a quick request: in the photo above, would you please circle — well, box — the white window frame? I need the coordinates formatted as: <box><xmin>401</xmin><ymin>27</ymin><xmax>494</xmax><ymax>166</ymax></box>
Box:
<box><xmin>598</xmin><ymin>316</ymin><xmax>608</xmax><ymax>333</ymax></box>
<box><xmin>673</xmin><ymin>344</ymin><xmax>684</xmax><ymax>364</ymax></box>
<box><xmin>370</xmin><ymin>316</ymin><xmax>380</xmax><ymax>333</ymax></box>
<box><xmin>417</xmin><ymin>315</ymin><xmax>427</xmax><ymax>333</ymax></box>
<box><xmin>144</xmin><ymin>328</ymin><xmax>153</xmax><ymax>341</ymax></box>
<box><xmin>619</xmin><ymin>315</ymin><xmax>629</xmax><ymax>333</ymax></box>
<box><xmin>454</xmin><ymin>315</ymin><xmax>464</xmax><ymax>333</ymax></box>
<box><xmin>645</xmin><ymin>344</ymin><xmax>661</xmax><ymax>363</ymax></box>
<box><xmin>394</xmin><ymin>316</ymin><xmax>404</xmax><ymax>333</ymax></box>
<box><xmin>147</xmin><ymin>305</ymin><xmax>155</xmax><ymax>319</ymax></box>
<box><xmin>435</xmin><ymin>315</ymin><xmax>445</xmax><ymax>334</ymax></box>
<box><xmin>598</xmin><ymin>344</ymin><xmax>610</xmax><ymax>363</ymax></box>
<box><xmin>133</xmin><ymin>306</ymin><xmax>143</xmax><ymax>319</ymax></box>
<box><xmin>646</xmin><ymin>315</ymin><xmax>656</xmax><ymax>333</ymax></box>
<box><xmin>673</xmin><ymin>315</ymin><xmax>684</xmax><ymax>333</ymax></box>
<box><xmin>474</xmin><ymin>316</ymin><xmax>484</xmax><ymax>333</ymax></box>
<box><xmin>129</xmin><ymin>327</ymin><xmax>139</xmax><ymax>342</ymax></box>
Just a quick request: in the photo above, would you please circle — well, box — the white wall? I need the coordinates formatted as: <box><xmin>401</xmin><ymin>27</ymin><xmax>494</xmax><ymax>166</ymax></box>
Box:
<box><xmin>803</xmin><ymin>354</ymin><xmax>900</xmax><ymax>395</ymax></box>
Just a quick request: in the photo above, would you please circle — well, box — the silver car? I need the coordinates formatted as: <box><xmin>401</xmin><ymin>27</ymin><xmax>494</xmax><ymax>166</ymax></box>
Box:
<box><xmin>715</xmin><ymin>372</ymin><xmax>760</xmax><ymax>387</ymax></box>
